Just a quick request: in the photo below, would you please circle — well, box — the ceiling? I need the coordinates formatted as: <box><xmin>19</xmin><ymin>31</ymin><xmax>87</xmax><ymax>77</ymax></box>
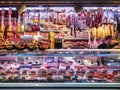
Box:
<box><xmin>0</xmin><ymin>0</ymin><xmax>120</xmax><ymax>7</ymax></box>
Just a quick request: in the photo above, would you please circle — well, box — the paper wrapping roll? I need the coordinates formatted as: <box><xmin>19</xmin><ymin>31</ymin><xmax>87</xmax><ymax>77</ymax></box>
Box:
<box><xmin>18</xmin><ymin>5</ymin><xmax>26</xmax><ymax>13</ymax></box>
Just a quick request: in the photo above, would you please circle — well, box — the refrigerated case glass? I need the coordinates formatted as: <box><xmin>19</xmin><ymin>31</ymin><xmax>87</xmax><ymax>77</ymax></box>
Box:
<box><xmin>0</xmin><ymin>49</ymin><xmax>120</xmax><ymax>88</ymax></box>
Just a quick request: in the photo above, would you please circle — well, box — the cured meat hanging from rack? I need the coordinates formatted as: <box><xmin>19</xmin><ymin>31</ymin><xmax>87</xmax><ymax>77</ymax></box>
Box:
<box><xmin>56</xmin><ymin>9</ymin><xmax>66</xmax><ymax>25</ymax></box>
<box><xmin>82</xmin><ymin>10</ymin><xmax>87</xmax><ymax>29</ymax></box>
<box><xmin>13</xmin><ymin>11</ymin><xmax>22</xmax><ymax>43</ymax></box>
<box><xmin>95</xmin><ymin>8</ymin><xmax>103</xmax><ymax>39</ymax></box>
<box><xmin>32</xmin><ymin>10</ymin><xmax>40</xmax><ymax>32</ymax></box>
<box><xmin>66</xmin><ymin>14</ymin><xmax>71</xmax><ymax>28</ymax></box>
<box><xmin>96</xmin><ymin>26</ymin><xmax>101</xmax><ymax>39</ymax></box>
<box><xmin>61</xmin><ymin>11</ymin><xmax>66</xmax><ymax>25</ymax></box>
<box><xmin>6</xmin><ymin>8</ymin><xmax>14</xmax><ymax>37</ymax></box>
<box><xmin>76</xmin><ymin>10</ymin><xmax>87</xmax><ymax>30</ymax></box>
<box><xmin>72</xmin><ymin>13</ymin><xmax>76</xmax><ymax>37</ymax></box>
<box><xmin>39</xmin><ymin>9</ymin><xmax>46</xmax><ymax>28</ymax></box>
<box><xmin>108</xmin><ymin>10</ymin><xmax>116</xmax><ymax>39</ymax></box>
<box><xmin>4</xmin><ymin>9</ymin><xmax>15</xmax><ymax>50</ymax></box>
<box><xmin>68</xmin><ymin>12</ymin><xmax>76</xmax><ymax>36</ymax></box>
<box><xmin>0</xmin><ymin>9</ymin><xmax>5</xmax><ymax>50</ymax></box>
<box><xmin>57</xmin><ymin>12</ymin><xmax>61</xmax><ymax>25</ymax></box>
<box><xmin>16</xmin><ymin>11</ymin><xmax>24</xmax><ymax>37</ymax></box>
<box><xmin>97</xmin><ymin>8</ymin><xmax>103</xmax><ymax>24</ymax></box>
<box><xmin>17</xmin><ymin>11</ymin><xmax>22</xmax><ymax>33</ymax></box>
<box><xmin>53</xmin><ymin>11</ymin><xmax>58</xmax><ymax>24</ymax></box>
<box><xmin>102</xmin><ymin>10</ymin><xmax>108</xmax><ymax>24</ymax></box>
<box><xmin>45</xmin><ymin>8</ymin><xmax>49</xmax><ymax>23</ymax></box>
<box><xmin>0</xmin><ymin>9</ymin><xmax>5</xmax><ymax>39</ymax></box>
<box><xmin>95</xmin><ymin>8</ymin><xmax>103</xmax><ymax>27</ymax></box>
<box><xmin>108</xmin><ymin>9</ymin><xmax>115</xmax><ymax>24</ymax></box>
<box><xmin>110</xmin><ymin>24</ymin><xmax>116</xmax><ymax>39</ymax></box>
<box><xmin>91</xmin><ymin>11</ymin><xmax>96</xmax><ymax>27</ymax></box>
<box><xmin>100</xmin><ymin>25</ymin><xmax>105</xmax><ymax>39</ymax></box>
<box><xmin>86</xmin><ymin>10</ymin><xmax>92</xmax><ymax>28</ymax></box>
<box><xmin>12</xmin><ymin>17</ymin><xmax>19</xmax><ymax>43</ymax></box>
<box><xmin>49</xmin><ymin>11</ymin><xmax>53</xmax><ymax>22</ymax></box>
<box><xmin>24</xmin><ymin>11</ymin><xmax>31</xmax><ymax>35</ymax></box>
<box><xmin>91</xmin><ymin>27</ymin><xmax>98</xmax><ymax>48</ymax></box>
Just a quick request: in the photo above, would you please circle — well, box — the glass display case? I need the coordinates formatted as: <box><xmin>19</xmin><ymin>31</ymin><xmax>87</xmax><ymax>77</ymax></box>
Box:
<box><xmin>0</xmin><ymin>49</ymin><xmax>120</xmax><ymax>89</ymax></box>
<box><xmin>0</xmin><ymin>0</ymin><xmax>120</xmax><ymax>90</ymax></box>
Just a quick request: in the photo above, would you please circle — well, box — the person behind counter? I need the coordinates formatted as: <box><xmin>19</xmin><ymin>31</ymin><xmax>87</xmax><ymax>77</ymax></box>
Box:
<box><xmin>97</xmin><ymin>35</ymin><xmax>112</xmax><ymax>49</ymax></box>
<box><xmin>97</xmin><ymin>35</ymin><xmax>112</xmax><ymax>66</ymax></box>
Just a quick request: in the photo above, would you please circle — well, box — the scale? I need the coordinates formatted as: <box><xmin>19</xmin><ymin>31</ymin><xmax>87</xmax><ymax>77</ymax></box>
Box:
<box><xmin>54</xmin><ymin>38</ymin><xmax>62</xmax><ymax>49</ymax></box>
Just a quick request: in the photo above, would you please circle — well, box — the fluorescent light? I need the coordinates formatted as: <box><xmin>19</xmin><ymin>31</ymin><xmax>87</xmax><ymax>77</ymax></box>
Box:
<box><xmin>0</xmin><ymin>7</ymin><xmax>16</xmax><ymax>10</ymax></box>
<box><xmin>24</xmin><ymin>7</ymin><xmax>75</xmax><ymax>12</ymax></box>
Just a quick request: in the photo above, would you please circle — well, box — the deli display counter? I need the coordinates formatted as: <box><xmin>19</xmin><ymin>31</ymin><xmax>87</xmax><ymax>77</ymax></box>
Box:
<box><xmin>0</xmin><ymin>49</ymin><xmax>120</xmax><ymax>89</ymax></box>
<box><xmin>0</xmin><ymin>0</ymin><xmax>120</xmax><ymax>89</ymax></box>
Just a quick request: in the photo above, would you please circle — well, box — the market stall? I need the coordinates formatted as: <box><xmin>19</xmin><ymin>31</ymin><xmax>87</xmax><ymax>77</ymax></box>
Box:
<box><xmin>0</xmin><ymin>0</ymin><xmax>120</xmax><ymax>89</ymax></box>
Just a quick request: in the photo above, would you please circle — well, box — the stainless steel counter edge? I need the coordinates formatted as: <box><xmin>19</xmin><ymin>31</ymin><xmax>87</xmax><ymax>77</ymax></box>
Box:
<box><xmin>0</xmin><ymin>83</ymin><xmax>120</xmax><ymax>88</ymax></box>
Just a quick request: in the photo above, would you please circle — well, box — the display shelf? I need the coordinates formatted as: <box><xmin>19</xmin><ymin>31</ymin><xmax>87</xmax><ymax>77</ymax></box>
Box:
<box><xmin>0</xmin><ymin>83</ymin><xmax>119</xmax><ymax>88</ymax></box>
<box><xmin>32</xmin><ymin>66</ymin><xmax>120</xmax><ymax>69</ymax></box>
<box><xmin>1</xmin><ymin>49</ymin><xmax>118</xmax><ymax>52</ymax></box>
<box><xmin>87</xmin><ymin>66</ymin><xmax>120</xmax><ymax>69</ymax></box>
<box><xmin>40</xmin><ymin>30</ymin><xmax>70</xmax><ymax>32</ymax></box>
<box><xmin>64</xmin><ymin>38</ymin><xmax>89</xmax><ymax>40</ymax></box>
<box><xmin>0</xmin><ymin>53</ymin><xmax>119</xmax><ymax>57</ymax></box>
<box><xmin>45</xmin><ymin>49</ymin><xmax>120</xmax><ymax>52</ymax></box>
<box><xmin>0</xmin><ymin>49</ymin><xmax>120</xmax><ymax>56</ymax></box>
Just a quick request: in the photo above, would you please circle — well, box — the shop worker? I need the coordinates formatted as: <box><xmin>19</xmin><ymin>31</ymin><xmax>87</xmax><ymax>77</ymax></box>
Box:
<box><xmin>97</xmin><ymin>35</ymin><xmax>112</xmax><ymax>66</ymax></box>
<box><xmin>97</xmin><ymin>35</ymin><xmax>112</xmax><ymax>49</ymax></box>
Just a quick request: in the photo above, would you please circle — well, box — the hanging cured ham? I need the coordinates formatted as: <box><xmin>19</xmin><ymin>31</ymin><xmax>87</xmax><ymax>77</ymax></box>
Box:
<box><xmin>4</xmin><ymin>8</ymin><xmax>15</xmax><ymax>50</ymax></box>
<box><xmin>0</xmin><ymin>9</ymin><xmax>5</xmax><ymax>50</ymax></box>
<box><xmin>7</xmin><ymin>8</ymin><xmax>13</xmax><ymax>37</ymax></box>
<box><xmin>0</xmin><ymin>9</ymin><xmax>5</xmax><ymax>38</ymax></box>
<box><xmin>17</xmin><ymin>11</ymin><xmax>22</xmax><ymax>33</ymax></box>
<box><xmin>24</xmin><ymin>11</ymin><xmax>31</xmax><ymax>35</ymax></box>
<box><xmin>76</xmin><ymin>10</ymin><xmax>87</xmax><ymax>30</ymax></box>
<box><xmin>32</xmin><ymin>10</ymin><xmax>40</xmax><ymax>32</ymax></box>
